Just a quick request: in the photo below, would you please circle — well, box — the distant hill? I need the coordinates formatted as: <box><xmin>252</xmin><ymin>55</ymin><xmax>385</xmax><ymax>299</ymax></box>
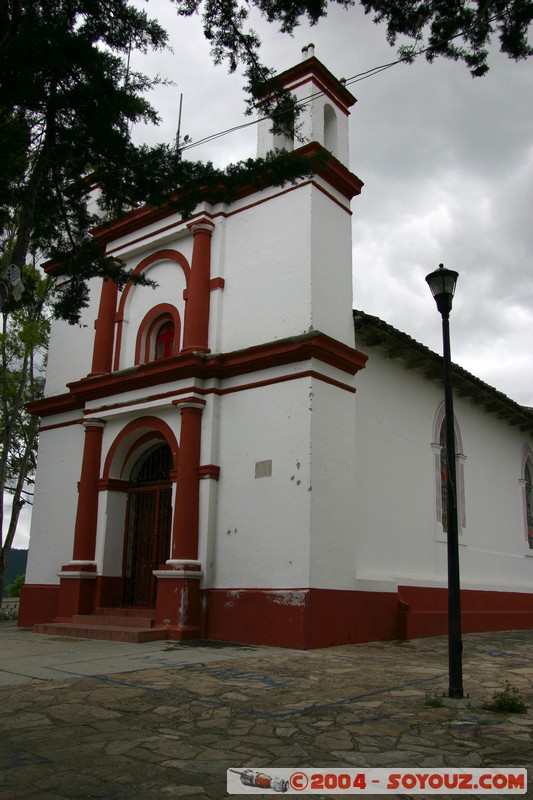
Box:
<box><xmin>3</xmin><ymin>549</ymin><xmax>28</xmax><ymax>596</ymax></box>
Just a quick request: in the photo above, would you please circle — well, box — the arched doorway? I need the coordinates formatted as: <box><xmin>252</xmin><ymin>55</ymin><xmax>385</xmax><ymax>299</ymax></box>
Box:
<box><xmin>122</xmin><ymin>443</ymin><xmax>173</xmax><ymax>607</ymax></box>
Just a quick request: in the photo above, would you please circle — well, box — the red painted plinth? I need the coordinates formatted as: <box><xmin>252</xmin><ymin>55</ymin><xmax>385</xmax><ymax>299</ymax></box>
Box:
<box><xmin>205</xmin><ymin>588</ymin><xmax>399</xmax><ymax>649</ymax></box>
<box><xmin>55</xmin><ymin>570</ymin><xmax>98</xmax><ymax>620</ymax></box>
<box><xmin>398</xmin><ymin>585</ymin><xmax>533</xmax><ymax>640</ymax></box>
<box><xmin>18</xmin><ymin>584</ymin><xmax>59</xmax><ymax>627</ymax></box>
<box><xmin>17</xmin><ymin>582</ymin><xmax>533</xmax><ymax>645</ymax></box>
<box><xmin>154</xmin><ymin>570</ymin><xmax>204</xmax><ymax>640</ymax></box>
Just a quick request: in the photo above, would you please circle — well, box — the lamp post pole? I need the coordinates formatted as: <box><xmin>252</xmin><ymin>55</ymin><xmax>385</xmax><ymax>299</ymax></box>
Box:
<box><xmin>425</xmin><ymin>264</ymin><xmax>464</xmax><ymax>699</ymax></box>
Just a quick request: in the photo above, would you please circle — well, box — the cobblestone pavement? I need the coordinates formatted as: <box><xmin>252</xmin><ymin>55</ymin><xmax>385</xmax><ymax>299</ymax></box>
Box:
<box><xmin>0</xmin><ymin>627</ymin><xmax>532</xmax><ymax>799</ymax></box>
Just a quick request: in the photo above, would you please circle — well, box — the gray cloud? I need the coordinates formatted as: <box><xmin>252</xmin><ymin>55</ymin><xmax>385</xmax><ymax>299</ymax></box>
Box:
<box><xmin>130</xmin><ymin>2</ymin><xmax>533</xmax><ymax>409</ymax></box>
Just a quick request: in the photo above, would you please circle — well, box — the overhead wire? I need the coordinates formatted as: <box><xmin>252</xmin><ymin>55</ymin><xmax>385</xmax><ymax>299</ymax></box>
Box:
<box><xmin>178</xmin><ymin>3</ymin><xmax>521</xmax><ymax>155</ymax></box>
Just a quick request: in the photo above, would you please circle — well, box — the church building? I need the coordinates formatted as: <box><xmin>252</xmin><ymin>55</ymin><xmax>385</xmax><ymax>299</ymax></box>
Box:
<box><xmin>18</xmin><ymin>48</ymin><xmax>533</xmax><ymax>646</ymax></box>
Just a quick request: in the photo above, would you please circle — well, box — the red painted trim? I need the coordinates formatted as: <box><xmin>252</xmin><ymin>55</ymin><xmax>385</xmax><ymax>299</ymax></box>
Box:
<box><xmin>97</xmin><ymin>478</ymin><xmax>129</xmax><ymax>492</ymax></box>
<box><xmin>173</xmin><ymin>396</ymin><xmax>206</xmax><ymax>408</ymax></box>
<box><xmin>263</xmin><ymin>56</ymin><xmax>356</xmax><ymax>112</ymax></box>
<box><xmin>216</xmin><ymin>369</ymin><xmax>357</xmax><ymax>397</ymax></box>
<box><xmin>155</xmin><ymin>571</ymin><xmax>204</xmax><ymax>634</ymax></box>
<box><xmin>121</xmin><ymin>431</ymin><xmax>166</xmax><ymax>478</ymax></box>
<box><xmin>82</xmin><ymin>389</ymin><xmax>194</xmax><ymax>416</ymax></box>
<box><xmin>205</xmin><ymin>588</ymin><xmax>398</xmax><ymax>648</ymax></box>
<box><xmin>28</xmin><ymin>394</ymin><xmax>83</xmax><ymax>417</ymax></box>
<box><xmin>210</xmin><ymin>277</ymin><xmax>225</xmax><ymax>291</ymax></box>
<box><xmin>298</xmin><ymin>142</ymin><xmax>363</xmax><ymax>200</ymax></box>
<box><xmin>311</xmin><ymin>179</ymin><xmax>355</xmax><ymax>215</ymax></box>
<box><xmin>77</xmin><ymin>369</ymin><xmax>355</xmax><ymax>420</ymax></box>
<box><xmin>19</xmin><ymin>582</ymin><xmax>533</xmax><ymax>644</ymax></box>
<box><xmin>103</xmin><ymin>181</ymin><xmax>351</xmax><ymax>266</ymax></box>
<box><xmin>93</xmin><ymin>205</ymin><xmax>182</xmax><ymax>246</ymax></box>
<box><xmin>102</xmin><ymin>416</ymin><xmax>179</xmax><ymax>480</ymax></box>
<box><xmin>90</xmin><ymin>145</ymin><xmax>358</xmax><ymax>250</ymax></box>
<box><xmin>205</xmin><ymin>585</ymin><xmax>533</xmax><ymax>648</ymax></box>
<box><xmin>114</xmin><ymin>249</ymin><xmax>190</xmax><ymax>371</ymax></box>
<box><xmin>172</xmin><ymin>403</ymin><xmax>204</xmax><ymax>560</ymax></box>
<box><xmin>60</xmin><ymin>562</ymin><xmax>97</xmax><ymax>572</ymax></box>
<box><xmin>39</xmin><ymin>417</ymin><xmax>84</xmax><ymax>432</ymax></box>
<box><xmin>274</xmin><ymin>74</ymin><xmax>351</xmax><ymax>117</ymax></box>
<box><xmin>397</xmin><ymin>585</ymin><xmax>533</xmax><ymax>639</ymax></box>
<box><xmin>198</xmin><ymin>464</ymin><xmax>220</xmax><ymax>480</ymax></box>
<box><xmin>72</xmin><ymin>422</ymin><xmax>105</xmax><ymax>562</ymax></box>
<box><xmin>134</xmin><ymin>304</ymin><xmax>181</xmax><ymax>365</ymax></box>
<box><xmin>31</xmin><ymin>333</ymin><xmax>367</xmax><ymax>416</ymax></box>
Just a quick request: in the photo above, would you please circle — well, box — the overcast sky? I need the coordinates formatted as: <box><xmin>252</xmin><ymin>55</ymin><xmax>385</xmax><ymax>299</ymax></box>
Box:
<box><xmin>6</xmin><ymin>2</ymin><xmax>532</xmax><ymax>550</ymax></box>
<box><xmin>128</xmin><ymin>0</ymin><xmax>533</xmax><ymax>408</ymax></box>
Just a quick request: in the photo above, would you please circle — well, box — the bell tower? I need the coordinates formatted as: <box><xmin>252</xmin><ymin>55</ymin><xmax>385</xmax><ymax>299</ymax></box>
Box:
<box><xmin>257</xmin><ymin>44</ymin><xmax>355</xmax><ymax>168</ymax></box>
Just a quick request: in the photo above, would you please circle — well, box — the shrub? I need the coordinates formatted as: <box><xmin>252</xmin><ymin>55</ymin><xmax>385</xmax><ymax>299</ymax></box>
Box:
<box><xmin>490</xmin><ymin>683</ymin><xmax>528</xmax><ymax>714</ymax></box>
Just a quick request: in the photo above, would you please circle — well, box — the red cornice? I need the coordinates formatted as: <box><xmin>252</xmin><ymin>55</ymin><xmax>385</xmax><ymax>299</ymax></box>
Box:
<box><xmin>264</xmin><ymin>56</ymin><xmax>356</xmax><ymax>111</ymax></box>
<box><xmin>92</xmin><ymin>204</ymin><xmax>195</xmax><ymax>246</ymax></box>
<box><xmin>29</xmin><ymin>333</ymin><xmax>367</xmax><ymax>417</ymax></box>
<box><xmin>76</xmin><ymin>145</ymin><xmax>362</xmax><ymax>249</ymax></box>
<box><xmin>298</xmin><ymin>142</ymin><xmax>363</xmax><ymax>200</ymax></box>
<box><xmin>27</xmin><ymin>393</ymin><xmax>83</xmax><ymax>417</ymax></box>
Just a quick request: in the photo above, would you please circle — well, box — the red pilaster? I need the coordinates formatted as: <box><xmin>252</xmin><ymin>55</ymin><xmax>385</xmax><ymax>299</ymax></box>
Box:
<box><xmin>182</xmin><ymin>218</ymin><xmax>215</xmax><ymax>352</ymax></box>
<box><xmin>90</xmin><ymin>277</ymin><xmax>118</xmax><ymax>375</ymax></box>
<box><xmin>154</xmin><ymin>397</ymin><xmax>206</xmax><ymax>639</ymax></box>
<box><xmin>171</xmin><ymin>398</ymin><xmax>205</xmax><ymax>560</ymax></box>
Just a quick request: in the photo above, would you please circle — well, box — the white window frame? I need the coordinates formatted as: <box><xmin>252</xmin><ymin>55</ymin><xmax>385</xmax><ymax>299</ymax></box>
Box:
<box><xmin>431</xmin><ymin>402</ymin><xmax>466</xmax><ymax>543</ymax></box>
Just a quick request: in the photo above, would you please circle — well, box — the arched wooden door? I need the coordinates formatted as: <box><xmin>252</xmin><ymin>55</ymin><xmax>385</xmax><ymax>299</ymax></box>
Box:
<box><xmin>122</xmin><ymin>443</ymin><xmax>173</xmax><ymax>607</ymax></box>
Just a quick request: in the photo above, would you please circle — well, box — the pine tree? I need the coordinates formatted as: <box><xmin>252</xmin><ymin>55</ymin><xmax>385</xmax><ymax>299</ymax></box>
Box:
<box><xmin>0</xmin><ymin>264</ymin><xmax>51</xmax><ymax>602</ymax></box>
<box><xmin>1</xmin><ymin>1</ymin><xmax>531</xmax><ymax>321</ymax></box>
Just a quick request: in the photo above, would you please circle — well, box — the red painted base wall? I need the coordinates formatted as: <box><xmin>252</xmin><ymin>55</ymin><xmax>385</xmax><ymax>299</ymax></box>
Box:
<box><xmin>18</xmin><ymin>581</ymin><xmax>533</xmax><ymax>647</ymax></box>
<box><xmin>397</xmin><ymin>585</ymin><xmax>533</xmax><ymax>640</ymax></box>
<box><xmin>18</xmin><ymin>584</ymin><xmax>59</xmax><ymax>627</ymax></box>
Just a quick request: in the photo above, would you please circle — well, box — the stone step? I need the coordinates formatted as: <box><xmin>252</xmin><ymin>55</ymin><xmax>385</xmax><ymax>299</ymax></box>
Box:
<box><xmin>33</xmin><ymin>623</ymin><xmax>168</xmax><ymax>643</ymax></box>
<box><xmin>95</xmin><ymin>607</ymin><xmax>156</xmax><ymax>619</ymax></box>
<box><xmin>72</xmin><ymin>614</ymin><xmax>155</xmax><ymax>629</ymax></box>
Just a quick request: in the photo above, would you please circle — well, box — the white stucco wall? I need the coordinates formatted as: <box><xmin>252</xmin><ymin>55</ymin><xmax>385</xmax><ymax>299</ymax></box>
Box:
<box><xmin>310</xmin><ymin>186</ymin><xmax>355</xmax><ymax>347</ymax></box>
<box><xmin>213</xmin><ymin>377</ymin><xmax>313</xmax><ymax>589</ymax></box>
<box><xmin>214</xmin><ymin>186</ymin><xmax>312</xmax><ymax>353</ymax></box>
<box><xmin>309</xmin><ymin>374</ymin><xmax>358</xmax><ymax>588</ymax></box>
<box><xmin>25</xmin><ymin>420</ymin><xmax>84</xmax><ymax>585</ymax></box>
<box><xmin>44</xmin><ymin>278</ymin><xmax>100</xmax><ymax>395</ymax></box>
<box><xmin>115</xmin><ymin>255</ymin><xmax>188</xmax><ymax>370</ymax></box>
<box><xmin>352</xmin><ymin>344</ymin><xmax>533</xmax><ymax>593</ymax></box>
<box><xmin>214</xmin><ymin>182</ymin><xmax>353</xmax><ymax>353</ymax></box>
<box><xmin>257</xmin><ymin>76</ymin><xmax>350</xmax><ymax>167</ymax></box>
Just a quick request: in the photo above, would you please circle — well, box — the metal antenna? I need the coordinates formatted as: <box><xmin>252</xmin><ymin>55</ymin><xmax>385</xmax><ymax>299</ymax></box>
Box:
<box><xmin>176</xmin><ymin>93</ymin><xmax>183</xmax><ymax>154</ymax></box>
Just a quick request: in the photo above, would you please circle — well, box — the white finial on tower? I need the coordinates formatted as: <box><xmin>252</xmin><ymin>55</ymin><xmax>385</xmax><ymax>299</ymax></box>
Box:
<box><xmin>301</xmin><ymin>45</ymin><xmax>308</xmax><ymax>60</ymax></box>
<box><xmin>307</xmin><ymin>43</ymin><xmax>315</xmax><ymax>58</ymax></box>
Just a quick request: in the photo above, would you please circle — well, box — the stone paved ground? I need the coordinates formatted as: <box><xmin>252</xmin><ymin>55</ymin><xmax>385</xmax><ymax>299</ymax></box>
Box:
<box><xmin>0</xmin><ymin>629</ymin><xmax>532</xmax><ymax>799</ymax></box>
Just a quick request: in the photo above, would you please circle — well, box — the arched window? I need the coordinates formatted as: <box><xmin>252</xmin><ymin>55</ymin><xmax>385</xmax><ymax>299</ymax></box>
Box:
<box><xmin>324</xmin><ymin>103</ymin><xmax>338</xmax><ymax>156</ymax></box>
<box><xmin>154</xmin><ymin>320</ymin><xmax>175</xmax><ymax>360</ymax></box>
<box><xmin>521</xmin><ymin>449</ymin><xmax>533</xmax><ymax>550</ymax></box>
<box><xmin>432</xmin><ymin>405</ymin><xmax>466</xmax><ymax>533</ymax></box>
<box><xmin>134</xmin><ymin>305</ymin><xmax>181</xmax><ymax>365</ymax></box>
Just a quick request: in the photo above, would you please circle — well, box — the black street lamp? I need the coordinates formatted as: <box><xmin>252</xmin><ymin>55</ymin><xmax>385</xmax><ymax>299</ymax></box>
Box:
<box><xmin>425</xmin><ymin>263</ymin><xmax>464</xmax><ymax>699</ymax></box>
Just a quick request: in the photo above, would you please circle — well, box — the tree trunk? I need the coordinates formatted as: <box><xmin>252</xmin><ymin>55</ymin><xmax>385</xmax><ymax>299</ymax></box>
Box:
<box><xmin>0</xmin><ymin>412</ymin><xmax>38</xmax><ymax>603</ymax></box>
